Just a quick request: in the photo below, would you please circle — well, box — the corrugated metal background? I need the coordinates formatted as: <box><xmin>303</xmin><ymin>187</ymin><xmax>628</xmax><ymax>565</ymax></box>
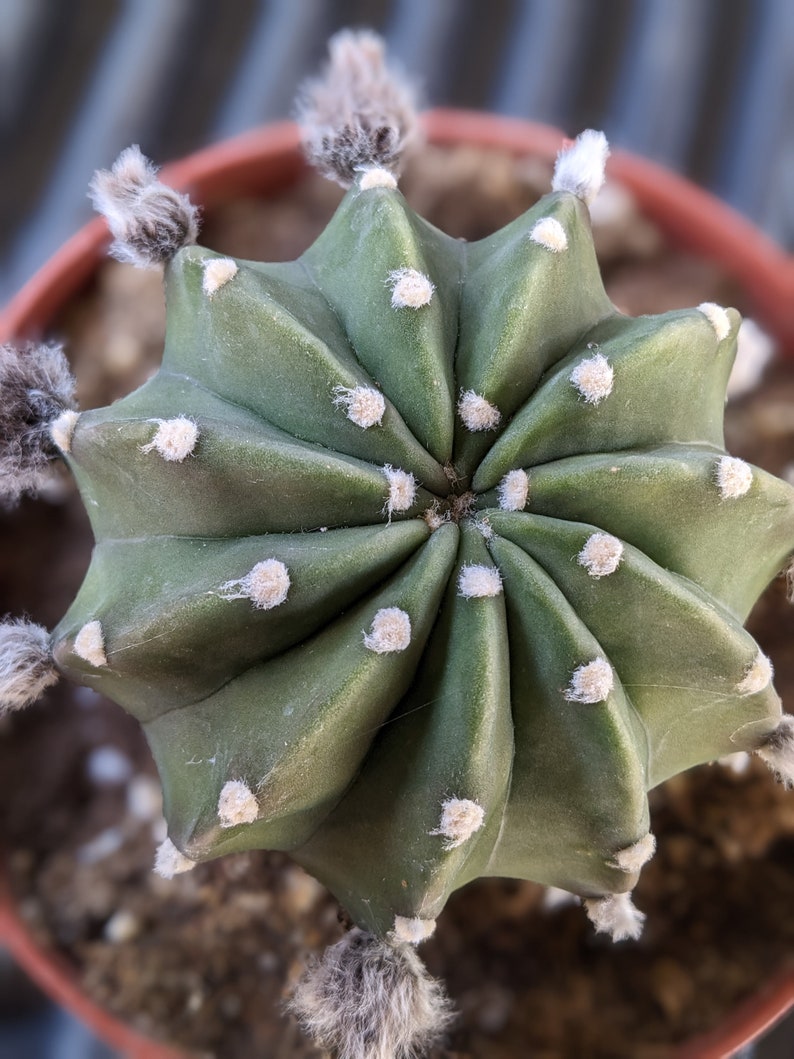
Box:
<box><xmin>1</xmin><ymin>1</ymin><xmax>793</xmax><ymax>1055</ymax></box>
<box><xmin>2</xmin><ymin>0</ymin><xmax>793</xmax><ymax>304</ymax></box>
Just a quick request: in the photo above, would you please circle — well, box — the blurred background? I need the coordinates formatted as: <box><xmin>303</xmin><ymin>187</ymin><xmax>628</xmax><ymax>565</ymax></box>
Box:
<box><xmin>2</xmin><ymin>0</ymin><xmax>794</xmax><ymax>304</ymax></box>
<box><xmin>1</xmin><ymin>0</ymin><xmax>793</xmax><ymax>1055</ymax></box>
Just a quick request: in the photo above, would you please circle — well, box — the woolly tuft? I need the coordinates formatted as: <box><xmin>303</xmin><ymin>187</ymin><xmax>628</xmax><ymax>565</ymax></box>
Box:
<box><xmin>736</xmin><ymin>651</ymin><xmax>773</xmax><ymax>695</ymax></box>
<box><xmin>296</xmin><ymin>30</ymin><xmax>419</xmax><ymax>188</ymax></box>
<box><xmin>565</xmin><ymin>658</ymin><xmax>613</xmax><ymax>704</ymax></box>
<box><xmin>89</xmin><ymin>145</ymin><xmax>199</xmax><ymax>267</ymax></box>
<box><xmin>497</xmin><ymin>469</ymin><xmax>529</xmax><ymax>511</ymax></box>
<box><xmin>0</xmin><ymin>343</ymin><xmax>77</xmax><ymax>504</ymax></box>
<box><xmin>716</xmin><ymin>455</ymin><xmax>752</xmax><ymax>499</ymax></box>
<box><xmin>457</xmin><ymin>564</ymin><xmax>503</xmax><ymax>599</ymax></box>
<box><xmin>140</xmin><ymin>417</ymin><xmax>199</xmax><ymax>462</ymax></box>
<box><xmin>218</xmin><ymin>779</ymin><xmax>260</xmax><ymax>827</ymax></box>
<box><xmin>577</xmin><ymin>532</ymin><xmax>623</xmax><ymax>578</ymax></box>
<box><xmin>611</xmin><ymin>832</ymin><xmax>656</xmax><ymax>873</ymax></box>
<box><xmin>153</xmin><ymin>837</ymin><xmax>196</xmax><ymax>878</ymax></box>
<box><xmin>584</xmin><ymin>891</ymin><xmax>645</xmax><ymax>941</ymax></box>
<box><xmin>364</xmin><ymin>607</ymin><xmax>412</xmax><ymax>654</ymax></box>
<box><xmin>202</xmin><ymin>257</ymin><xmax>238</xmax><ymax>296</ymax></box>
<box><xmin>530</xmin><ymin>217</ymin><xmax>568</xmax><ymax>252</ymax></box>
<box><xmin>551</xmin><ymin>130</ymin><xmax>610</xmax><ymax>205</ymax></box>
<box><xmin>359</xmin><ymin>167</ymin><xmax>398</xmax><ymax>190</ymax></box>
<box><xmin>457</xmin><ymin>390</ymin><xmax>501</xmax><ymax>432</ymax></box>
<box><xmin>756</xmin><ymin>714</ymin><xmax>794</xmax><ymax>788</ymax></box>
<box><xmin>0</xmin><ymin>619</ymin><xmax>58</xmax><ymax>714</ymax></box>
<box><xmin>221</xmin><ymin>559</ymin><xmax>291</xmax><ymax>610</ymax></box>
<box><xmin>74</xmin><ymin>621</ymin><xmax>107</xmax><ymax>667</ymax></box>
<box><xmin>430</xmin><ymin>797</ymin><xmax>485</xmax><ymax>849</ymax></box>
<box><xmin>570</xmin><ymin>352</ymin><xmax>614</xmax><ymax>404</ymax></box>
<box><xmin>698</xmin><ymin>302</ymin><xmax>731</xmax><ymax>342</ymax></box>
<box><xmin>383</xmin><ymin>465</ymin><xmax>417</xmax><ymax>516</ymax></box>
<box><xmin>388</xmin><ymin>269</ymin><xmax>434</xmax><ymax>309</ymax></box>
<box><xmin>288</xmin><ymin>928</ymin><xmax>453</xmax><ymax>1059</ymax></box>
<box><xmin>333</xmin><ymin>385</ymin><xmax>386</xmax><ymax>428</ymax></box>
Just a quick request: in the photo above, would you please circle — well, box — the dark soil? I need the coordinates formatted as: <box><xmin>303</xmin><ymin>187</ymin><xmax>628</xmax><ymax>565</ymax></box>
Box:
<box><xmin>1</xmin><ymin>144</ymin><xmax>793</xmax><ymax>1059</ymax></box>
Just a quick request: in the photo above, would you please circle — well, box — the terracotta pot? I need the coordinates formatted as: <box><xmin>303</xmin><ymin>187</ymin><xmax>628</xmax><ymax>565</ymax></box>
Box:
<box><xmin>1</xmin><ymin>109</ymin><xmax>793</xmax><ymax>1059</ymax></box>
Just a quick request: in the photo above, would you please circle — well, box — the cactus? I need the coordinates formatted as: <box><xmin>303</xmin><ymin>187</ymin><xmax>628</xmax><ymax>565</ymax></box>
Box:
<box><xmin>3</xmin><ymin>30</ymin><xmax>794</xmax><ymax>1059</ymax></box>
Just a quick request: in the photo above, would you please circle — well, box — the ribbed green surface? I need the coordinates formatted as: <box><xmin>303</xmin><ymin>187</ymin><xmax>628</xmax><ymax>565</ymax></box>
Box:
<box><xmin>53</xmin><ymin>173</ymin><xmax>794</xmax><ymax>935</ymax></box>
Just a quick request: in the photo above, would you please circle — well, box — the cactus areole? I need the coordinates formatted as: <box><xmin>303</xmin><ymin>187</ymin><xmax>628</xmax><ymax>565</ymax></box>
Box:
<box><xmin>45</xmin><ymin>147</ymin><xmax>794</xmax><ymax>941</ymax></box>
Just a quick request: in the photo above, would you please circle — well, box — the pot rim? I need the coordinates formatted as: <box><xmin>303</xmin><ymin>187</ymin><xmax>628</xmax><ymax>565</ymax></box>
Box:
<box><xmin>1</xmin><ymin>109</ymin><xmax>792</xmax><ymax>1059</ymax></box>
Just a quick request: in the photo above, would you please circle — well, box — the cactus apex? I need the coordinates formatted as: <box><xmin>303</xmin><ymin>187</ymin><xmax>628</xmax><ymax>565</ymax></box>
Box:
<box><xmin>755</xmin><ymin>714</ymin><xmax>794</xmax><ymax>787</ymax></box>
<box><xmin>551</xmin><ymin>129</ymin><xmax>610</xmax><ymax>205</ymax></box>
<box><xmin>296</xmin><ymin>29</ymin><xmax>419</xmax><ymax>188</ymax></box>
<box><xmin>153</xmin><ymin>837</ymin><xmax>196</xmax><ymax>878</ymax></box>
<box><xmin>288</xmin><ymin>927</ymin><xmax>453</xmax><ymax>1059</ymax></box>
<box><xmin>0</xmin><ymin>620</ymin><xmax>58</xmax><ymax>714</ymax></box>
<box><xmin>584</xmin><ymin>891</ymin><xmax>645</xmax><ymax>941</ymax></box>
<box><xmin>89</xmin><ymin>145</ymin><xmax>199</xmax><ymax>268</ymax></box>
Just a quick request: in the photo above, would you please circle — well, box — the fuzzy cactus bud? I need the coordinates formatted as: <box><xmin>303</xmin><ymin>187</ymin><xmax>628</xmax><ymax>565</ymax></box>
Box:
<box><xmin>296</xmin><ymin>30</ymin><xmax>418</xmax><ymax>187</ymax></box>
<box><xmin>0</xmin><ymin>620</ymin><xmax>58</xmax><ymax>713</ymax></box>
<box><xmin>288</xmin><ymin>928</ymin><xmax>452</xmax><ymax>1059</ymax></box>
<box><xmin>89</xmin><ymin>145</ymin><xmax>199</xmax><ymax>267</ymax></box>
<box><xmin>0</xmin><ymin>343</ymin><xmax>76</xmax><ymax>503</ymax></box>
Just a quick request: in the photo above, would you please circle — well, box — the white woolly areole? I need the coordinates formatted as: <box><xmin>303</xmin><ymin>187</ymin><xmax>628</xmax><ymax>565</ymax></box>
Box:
<box><xmin>457</xmin><ymin>390</ymin><xmax>501</xmax><ymax>432</ymax></box>
<box><xmin>0</xmin><ymin>620</ymin><xmax>58</xmax><ymax>713</ymax></box>
<box><xmin>430</xmin><ymin>797</ymin><xmax>485</xmax><ymax>849</ymax></box>
<box><xmin>612</xmin><ymin>832</ymin><xmax>656</xmax><ymax>873</ymax></box>
<box><xmin>388</xmin><ymin>268</ymin><xmax>434</xmax><ymax>309</ymax></box>
<box><xmin>570</xmin><ymin>352</ymin><xmax>614</xmax><ymax>404</ymax></box>
<box><xmin>551</xmin><ymin>129</ymin><xmax>610</xmax><ymax>205</ymax></box>
<box><xmin>718</xmin><ymin>751</ymin><xmax>752</xmax><ymax>774</ymax></box>
<box><xmin>736</xmin><ymin>651</ymin><xmax>773</xmax><ymax>695</ymax></box>
<box><xmin>363</xmin><ymin>607</ymin><xmax>411</xmax><ymax>654</ymax></box>
<box><xmin>218</xmin><ymin>779</ymin><xmax>259</xmax><ymax>827</ymax></box>
<box><xmin>74</xmin><ymin>621</ymin><xmax>107</xmax><ymax>668</ymax></box>
<box><xmin>392</xmin><ymin>916</ymin><xmax>437</xmax><ymax>944</ymax></box>
<box><xmin>565</xmin><ymin>658</ymin><xmax>613</xmax><ymax>703</ymax></box>
<box><xmin>497</xmin><ymin>468</ymin><xmax>529</xmax><ymax>511</ymax></box>
<box><xmin>202</xmin><ymin>257</ymin><xmax>238</xmax><ymax>296</ymax></box>
<box><xmin>457</xmin><ymin>564</ymin><xmax>503</xmax><ymax>599</ymax></box>
<box><xmin>141</xmin><ymin>417</ymin><xmax>198</xmax><ymax>462</ymax></box>
<box><xmin>383</xmin><ymin>464</ymin><xmax>416</xmax><ymax>515</ymax></box>
<box><xmin>578</xmin><ymin>532</ymin><xmax>624</xmax><ymax>578</ymax></box>
<box><xmin>153</xmin><ymin>837</ymin><xmax>196</xmax><ymax>879</ymax></box>
<box><xmin>360</xmin><ymin>167</ymin><xmax>398</xmax><ymax>190</ymax></box>
<box><xmin>698</xmin><ymin>302</ymin><xmax>731</xmax><ymax>341</ymax></box>
<box><xmin>222</xmin><ymin>559</ymin><xmax>291</xmax><ymax>610</ymax></box>
<box><xmin>530</xmin><ymin>216</ymin><xmax>568</xmax><ymax>252</ymax></box>
<box><xmin>716</xmin><ymin>455</ymin><xmax>752</xmax><ymax>499</ymax></box>
<box><xmin>50</xmin><ymin>409</ymin><xmax>80</xmax><ymax>453</ymax></box>
<box><xmin>584</xmin><ymin>892</ymin><xmax>645</xmax><ymax>941</ymax></box>
<box><xmin>288</xmin><ymin>928</ymin><xmax>452</xmax><ymax>1059</ymax></box>
<box><xmin>756</xmin><ymin>715</ymin><xmax>794</xmax><ymax>788</ymax></box>
<box><xmin>333</xmin><ymin>385</ymin><xmax>386</xmax><ymax>428</ymax></box>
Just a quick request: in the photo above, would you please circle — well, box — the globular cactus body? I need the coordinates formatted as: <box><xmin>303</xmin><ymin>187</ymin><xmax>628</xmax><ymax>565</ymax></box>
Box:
<box><xmin>3</xmin><ymin>35</ymin><xmax>794</xmax><ymax>1051</ymax></box>
<box><xmin>46</xmin><ymin>158</ymin><xmax>793</xmax><ymax>943</ymax></box>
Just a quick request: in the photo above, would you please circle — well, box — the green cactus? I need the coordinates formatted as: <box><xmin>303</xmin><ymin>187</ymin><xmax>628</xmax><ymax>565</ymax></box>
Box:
<box><xmin>2</xmin><ymin>29</ymin><xmax>794</xmax><ymax>1059</ymax></box>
